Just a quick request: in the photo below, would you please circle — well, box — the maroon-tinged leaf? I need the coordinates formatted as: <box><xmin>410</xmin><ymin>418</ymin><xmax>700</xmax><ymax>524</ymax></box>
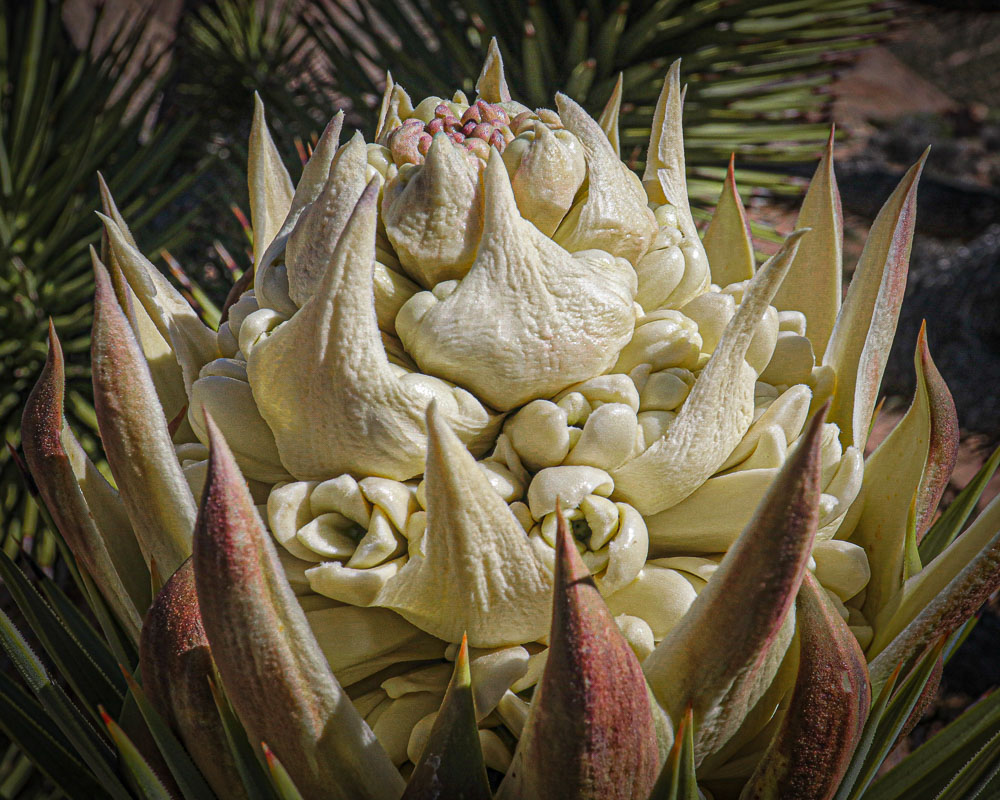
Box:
<box><xmin>740</xmin><ymin>572</ymin><xmax>870</xmax><ymax>800</ymax></box>
<box><xmin>496</xmin><ymin>508</ymin><xmax>659</xmax><ymax>800</ymax></box>
<box><xmin>92</xmin><ymin>252</ymin><xmax>196</xmax><ymax>578</ymax></box>
<box><xmin>912</xmin><ymin>323</ymin><xmax>959</xmax><ymax>543</ymax></box>
<box><xmin>868</xmin><ymin>493</ymin><xmax>1000</xmax><ymax>687</ymax></box>
<box><xmin>823</xmin><ymin>151</ymin><xmax>927</xmax><ymax>450</ymax></box>
<box><xmin>644</xmin><ymin>405</ymin><xmax>827</xmax><ymax>764</ymax></box>
<box><xmin>21</xmin><ymin>322</ymin><xmax>147</xmax><ymax>640</ymax></box>
<box><xmin>192</xmin><ymin>414</ymin><xmax>403</xmax><ymax>800</ymax></box>
<box><xmin>402</xmin><ymin>636</ymin><xmax>491</xmax><ymax>800</ymax></box>
<box><xmin>140</xmin><ymin>559</ymin><xmax>245</xmax><ymax>799</ymax></box>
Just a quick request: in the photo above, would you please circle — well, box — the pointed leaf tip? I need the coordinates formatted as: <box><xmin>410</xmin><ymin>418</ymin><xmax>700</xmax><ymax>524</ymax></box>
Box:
<box><xmin>497</xmin><ymin>508</ymin><xmax>659</xmax><ymax>800</ymax></box>
<box><xmin>403</xmin><ymin>632</ymin><xmax>490</xmax><ymax>800</ymax></box>
<box><xmin>194</xmin><ymin>415</ymin><xmax>403</xmax><ymax>800</ymax></box>
<box><xmin>645</xmin><ymin>403</ymin><xmax>827</xmax><ymax>763</ymax></box>
<box><xmin>741</xmin><ymin>572</ymin><xmax>870</xmax><ymax>800</ymax></box>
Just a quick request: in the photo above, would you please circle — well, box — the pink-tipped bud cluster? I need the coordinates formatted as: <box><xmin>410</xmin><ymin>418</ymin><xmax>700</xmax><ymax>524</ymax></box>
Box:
<box><xmin>387</xmin><ymin>100</ymin><xmax>515</xmax><ymax>167</ymax></box>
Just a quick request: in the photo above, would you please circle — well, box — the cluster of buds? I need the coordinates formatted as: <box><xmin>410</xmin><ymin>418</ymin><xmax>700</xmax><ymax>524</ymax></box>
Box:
<box><xmin>384</xmin><ymin>99</ymin><xmax>515</xmax><ymax>165</ymax></box>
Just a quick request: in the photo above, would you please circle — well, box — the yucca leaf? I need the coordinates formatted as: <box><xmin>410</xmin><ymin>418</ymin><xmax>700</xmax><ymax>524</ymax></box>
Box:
<box><xmin>260</xmin><ymin>744</ymin><xmax>305</xmax><ymax>800</ymax></box>
<box><xmin>0</xmin><ymin>671</ymin><xmax>109</xmax><ymax>799</ymax></box>
<box><xmin>866</xmin><ymin>689</ymin><xmax>1000</xmax><ymax>800</ymax></box>
<box><xmin>99</xmin><ymin>706</ymin><xmax>174</xmax><ymax>800</ymax></box>
<box><xmin>920</xmin><ymin>444</ymin><xmax>1000</xmax><ymax>564</ymax></box>
<box><xmin>402</xmin><ymin>636</ymin><xmax>490</xmax><ymax>800</ymax></box>
<box><xmin>647</xmin><ymin>706</ymin><xmax>699</xmax><ymax>800</ymax></box>
<box><xmin>741</xmin><ymin>572</ymin><xmax>870</xmax><ymax>800</ymax></box>
<box><xmin>834</xmin><ymin>639</ymin><xmax>946</xmax><ymax>800</ymax></box>
<box><xmin>120</xmin><ymin>668</ymin><xmax>217</xmax><ymax>800</ymax></box>
<box><xmin>0</xmin><ymin>548</ymin><xmax>125</xmax><ymax>719</ymax></box>
<box><xmin>0</xmin><ymin>606</ymin><xmax>131</xmax><ymax>799</ymax></box>
<box><xmin>206</xmin><ymin>675</ymin><xmax>279</xmax><ymax>800</ymax></box>
<box><xmin>140</xmin><ymin>558</ymin><xmax>245</xmax><ymax>799</ymax></box>
<box><xmin>192</xmin><ymin>413</ymin><xmax>403</xmax><ymax>800</ymax></box>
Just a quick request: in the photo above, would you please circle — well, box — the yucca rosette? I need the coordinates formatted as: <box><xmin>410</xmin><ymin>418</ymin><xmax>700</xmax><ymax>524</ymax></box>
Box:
<box><xmin>21</xmin><ymin>41</ymin><xmax>1000</xmax><ymax>800</ymax></box>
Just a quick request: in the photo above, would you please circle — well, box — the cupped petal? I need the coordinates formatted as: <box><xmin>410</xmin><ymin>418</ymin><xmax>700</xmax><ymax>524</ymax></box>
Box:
<box><xmin>612</xmin><ymin>229</ymin><xmax>809</xmax><ymax>515</ymax></box>
<box><xmin>248</xmin><ymin>179</ymin><xmax>499</xmax><ymax>481</ymax></box>
<box><xmin>496</xmin><ymin>510</ymin><xmax>659</xmax><ymax>800</ymax></box>
<box><xmin>286</xmin><ymin>132</ymin><xmax>368</xmax><ymax>306</ymax></box>
<box><xmin>397</xmin><ymin>149</ymin><xmax>637</xmax><ymax>411</ymax></box>
<box><xmin>192</xmin><ymin>414</ymin><xmax>404</xmax><ymax>800</ymax></box>
<box><xmin>371</xmin><ymin>402</ymin><xmax>554</xmax><ymax>647</ymax></box>
<box><xmin>643</xmin><ymin>406</ymin><xmax>825</xmax><ymax>764</ymax></box>
<box><xmin>553</xmin><ymin>93</ymin><xmax>657</xmax><ymax>265</ymax></box>
<box><xmin>382</xmin><ymin>133</ymin><xmax>484</xmax><ymax>286</ymax></box>
<box><xmin>91</xmin><ymin>252</ymin><xmax>196</xmax><ymax>578</ymax></box>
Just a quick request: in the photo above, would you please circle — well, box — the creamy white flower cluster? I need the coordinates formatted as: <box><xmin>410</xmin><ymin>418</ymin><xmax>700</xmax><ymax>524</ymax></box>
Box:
<box><xmin>160</xmin><ymin>47</ymin><xmax>876</xmax><ymax>771</ymax></box>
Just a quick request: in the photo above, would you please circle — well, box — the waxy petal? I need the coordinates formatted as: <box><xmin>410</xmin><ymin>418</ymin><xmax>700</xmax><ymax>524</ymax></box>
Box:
<box><xmin>553</xmin><ymin>94</ymin><xmax>657</xmax><ymax>265</ymax></box>
<box><xmin>612</xmin><ymin>229</ymin><xmax>809</xmax><ymax>515</ymax></box>
<box><xmin>402</xmin><ymin>638</ymin><xmax>491</xmax><ymax>800</ymax></box>
<box><xmin>643</xmin><ymin>406</ymin><xmax>825</xmax><ymax>763</ymax></box>
<box><xmin>21</xmin><ymin>323</ymin><xmax>146</xmax><ymax>640</ymax></box>
<box><xmin>475</xmin><ymin>38</ymin><xmax>511</xmax><ymax>103</ymax></box>
<box><xmin>823</xmin><ymin>151</ymin><xmax>927</xmax><ymax>449</ymax></box>
<box><xmin>140</xmin><ymin>559</ymin><xmax>244</xmax><ymax>799</ymax></box>
<box><xmin>382</xmin><ymin>133</ymin><xmax>484</xmax><ymax>286</ymax></box>
<box><xmin>740</xmin><ymin>573</ymin><xmax>870</xmax><ymax>800</ymax></box>
<box><xmin>372</xmin><ymin>402</ymin><xmax>553</xmax><ymax>646</ymax></box>
<box><xmin>703</xmin><ymin>156</ymin><xmax>755</xmax><ymax>287</ymax></box>
<box><xmin>192</xmin><ymin>414</ymin><xmax>403</xmax><ymax>800</ymax></box>
<box><xmin>772</xmin><ymin>129</ymin><xmax>843</xmax><ymax>360</ymax></box>
<box><xmin>99</xmin><ymin>215</ymin><xmax>219</xmax><ymax>398</ymax></box>
<box><xmin>248</xmin><ymin>179</ymin><xmax>499</xmax><ymax>480</ymax></box>
<box><xmin>92</xmin><ymin>254</ymin><xmax>196</xmax><ymax>578</ymax></box>
<box><xmin>398</xmin><ymin>149</ymin><xmax>636</xmax><ymax>411</ymax></box>
<box><xmin>256</xmin><ymin>112</ymin><xmax>345</xmax><ymax>316</ymax></box>
<box><xmin>249</xmin><ymin>93</ymin><xmax>294</xmax><ymax>268</ymax></box>
<box><xmin>497</xmin><ymin>510</ymin><xmax>659</xmax><ymax>800</ymax></box>
<box><xmin>868</xmin><ymin>494</ymin><xmax>1000</xmax><ymax>685</ymax></box>
<box><xmin>286</xmin><ymin>133</ymin><xmax>368</xmax><ymax>306</ymax></box>
<box><xmin>847</xmin><ymin>327</ymin><xmax>953</xmax><ymax>621</ymax></box>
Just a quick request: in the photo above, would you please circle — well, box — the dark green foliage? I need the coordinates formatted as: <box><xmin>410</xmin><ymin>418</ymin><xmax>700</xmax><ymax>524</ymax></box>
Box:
<box><xmin>0</xmin><ymin>0</ymin><xmax>194</xmax><ymax>560</ymax></box>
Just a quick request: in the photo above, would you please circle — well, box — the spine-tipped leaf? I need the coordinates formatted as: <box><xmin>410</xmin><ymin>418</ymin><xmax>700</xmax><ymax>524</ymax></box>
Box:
<box><xmin>192</xmin><ymin>414</ymin><xmax>404</xmax><ymax>800</ymax></box>
<box><xmin>21</xmin><ymin>322</ymin><xmax>146</xmax><ymax>640</ymax></box>
<box><xmin>140</xmin><ymin>558</ymin><xmax>245</xmax><ymax>799</ymax></box>
<box><xmin>644</xmin><ymin>405</ymin><xmax>827</xmax><ymax>764</ymax></box>
<box><xmin>497</xmin><ymin>508</ymin><xmax>659</xmax><ymax>800</ymax></box>
<box><xmin>740</xmin><ymin>572</ymin><xmax>870</xmax><ymax>800</ymax></box>
<box><xmin>402</xmin><ymin>636</ymin><xmax>491</xmax><ymax>800</ymax></box>
<box><xmin>92</xmin><ymin>253</ymin><xmax>196</xmax><ymax>578</ymax></box>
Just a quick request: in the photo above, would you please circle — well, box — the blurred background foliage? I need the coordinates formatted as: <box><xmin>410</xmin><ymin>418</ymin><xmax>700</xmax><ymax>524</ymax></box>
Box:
<box><xmin>0</xmin><ymin>0</ymin><xmax>887</xmax><ymax>565</ymax></box>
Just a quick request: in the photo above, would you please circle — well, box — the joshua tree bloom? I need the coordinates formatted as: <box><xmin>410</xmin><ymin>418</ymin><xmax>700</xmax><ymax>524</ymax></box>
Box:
<box><xmin>19</xmin><ymin>41</ymin><xmax>1000</xmax><ymax>800</ymax></box>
